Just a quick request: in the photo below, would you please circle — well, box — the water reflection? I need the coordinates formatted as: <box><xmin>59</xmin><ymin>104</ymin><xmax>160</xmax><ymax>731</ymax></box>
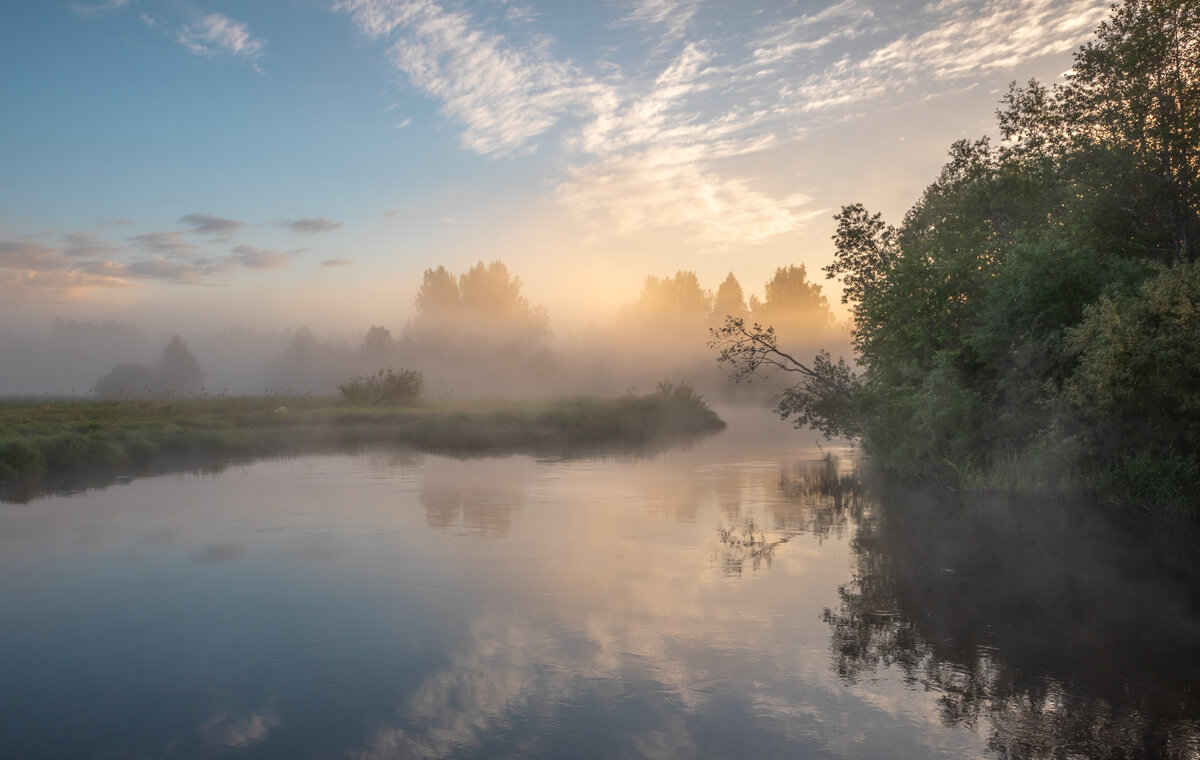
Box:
<box><xmin>2</xmin><ymin>414</ymin><xmax>1197</xmax><ymax>759</ymax></box>
<box><xmin>420</xmin><ymin>458</ymin><xmax>528</xmax><ymax>535</ymax></box>
<box><xmin>716</xmin><ymin>454</ymin><xmax>863</xmax><ymax>575</ymax></box>
<box><xmin>824</xmin><ymin>484</ymin><xmax>1200</xmax><ymax>759</ymax></box>
<box><xmin>199</xmin><ymin>699</ymin><xmax>281</xmax><ymax>750</ymax></box>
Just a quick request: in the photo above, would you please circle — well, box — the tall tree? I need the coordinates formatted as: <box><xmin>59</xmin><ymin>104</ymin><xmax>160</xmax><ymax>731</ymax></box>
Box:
<box><xmin>753</xmin><ymin>265</ymin><xmax>835</xmax><ymax>339</ymax></box>
<box><xmin>714</xmin><ymin>0</ymin><xmax>1200</xmax><ymax>497</ymax></box>
<box><xmin>157</xmin><ymin>335</ymin><xmax>203</xmax><ymax>394</ymax></box>
<box><xmin>711</xmin><ymin>273</ymin><xmax>747</xmax><ymax>321</ymax></box>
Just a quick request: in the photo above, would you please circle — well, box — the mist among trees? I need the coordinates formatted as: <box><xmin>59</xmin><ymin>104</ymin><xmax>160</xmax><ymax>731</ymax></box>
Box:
<box><xmin>2</xmin><ymin>260</ymin><xmax>841</xmax><ymax>402</ymax></box>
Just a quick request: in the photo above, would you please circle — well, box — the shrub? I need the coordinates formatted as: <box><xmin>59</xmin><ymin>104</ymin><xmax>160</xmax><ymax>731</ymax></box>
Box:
<box><xmin>338</xmin><ymin>367</ymin><xmax>424</xmax><ymax>405</ymax></box>
<box><xmin>1065</xmin><ymin>262</ymin><xmax>1200</xmax><ymax>456</ymax></box>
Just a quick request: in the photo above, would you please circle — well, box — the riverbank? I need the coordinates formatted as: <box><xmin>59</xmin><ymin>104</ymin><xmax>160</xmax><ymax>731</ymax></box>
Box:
<box><xmin>0</xmin><ymin>384</ymin><xmax>725</xmax><ymax>497</ymax></box>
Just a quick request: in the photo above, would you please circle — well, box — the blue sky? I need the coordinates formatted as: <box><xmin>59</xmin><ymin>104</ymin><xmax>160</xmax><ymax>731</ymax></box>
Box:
<box><xmin>0</xmin><ymin>0</ymin><xmax>1112</xmax><ymax>332</ymax></box>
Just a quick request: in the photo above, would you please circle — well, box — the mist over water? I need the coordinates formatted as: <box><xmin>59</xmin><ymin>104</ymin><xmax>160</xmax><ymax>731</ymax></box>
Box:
<box><xmin>2</xmin><ymin>407</ymin><xmax>1196</xmax><ymax>759</ymax></box>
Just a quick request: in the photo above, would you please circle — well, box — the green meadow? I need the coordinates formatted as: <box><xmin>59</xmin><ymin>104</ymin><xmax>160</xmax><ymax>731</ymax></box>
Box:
<box><xmin>0</xmin><ymin>383</ymin><xmax>725</xmax><ymax>497</ymax></box>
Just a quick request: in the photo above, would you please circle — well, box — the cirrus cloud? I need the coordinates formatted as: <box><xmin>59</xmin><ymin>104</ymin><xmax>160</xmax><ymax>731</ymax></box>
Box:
<box><xmin>339</xmin><ymin>0</ymin><xmax>1111</xmax><ymax>248</ymax></box>
<box><xmin>177</xmin><ymin>12</ymin><xmax>266</xmax><ymax>68</ymax></box>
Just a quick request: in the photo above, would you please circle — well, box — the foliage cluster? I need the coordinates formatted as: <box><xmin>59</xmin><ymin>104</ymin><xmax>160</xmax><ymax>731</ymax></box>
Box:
<box><xmin>337</xmin><ymin>367</ymin><xmax>424</xmax><ymax>405</ymax></box>
<box><xmin>713</xmin><ymin>0</ymin><xmax>1200</xmax><ymax>508</ymax></box>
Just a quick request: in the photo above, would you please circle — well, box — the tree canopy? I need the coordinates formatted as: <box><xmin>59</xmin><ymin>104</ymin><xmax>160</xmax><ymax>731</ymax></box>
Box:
<box><xmin>713</xmin><ymin>0</ymin><xmax>1200</xmax><ymax>507</ymax></box>
<box><xmin>409</xmin><ymin>260</ymin><xmax>549</xmax><ymax>348</ymax></box>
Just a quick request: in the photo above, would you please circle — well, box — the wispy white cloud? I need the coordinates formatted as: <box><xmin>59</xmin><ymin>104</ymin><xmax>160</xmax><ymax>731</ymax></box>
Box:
<box><xmin>557</xmin><ymin>147</ymin><xmax>821</xmax><ymax>246</ymax></box>
<box><xmin>614</xmin><ymin>0</ymin><xmax>702</xmax><ymax>45</ymax></box>
<box><xmin>341</xmin><ymin>0</ymin><xmax>1110</xmax><ymax>248</ymax></box>
<box><xmin>337</xmin><ymin>0</ymin><xmax>613</xmax><ymax>156</ymax></box>
<box><xmin>770</xmin><ymin>0</ymin><xmax>1109</xmax><ymax>115</ymax></box>
<box><xmin>749</xmin><ymin>0</ymin><xmax>876</xmax><ymax>67</ymax></box>
<box><xmin>321</xmin><ymin>258</ymin><xmax>355</xmax><ymax>267</ymax></box>
<box><xmin>559</xmin><ymin>42</ymin><xmax>801</xmax><ymax>246</ymax></box>
<box><xmin>177</xmin><ymin>13</ymin><xmax>266</xmax><ymax>68</ymax></box>
<box><xmin>337</xmin><ymin>1</ymin><xmax>815</xmax><ymax>245</ymax></box>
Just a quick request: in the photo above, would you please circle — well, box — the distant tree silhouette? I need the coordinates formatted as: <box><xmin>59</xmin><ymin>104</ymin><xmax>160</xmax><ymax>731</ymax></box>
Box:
<box><xmin>752</xmin><ymin>265</ymin><xmax>835</xmax><ymax>339</ymax></box>
<box><xmin>624</xmin><ymin>271</ymin><xmax>712</xmax><ymax>325</ymax></box>
<box><xmin>409</xmin><ymin>260</ymin><xmax>548</xmax><ymax>347</ymax></box>
<box><xmin>157</xmin><ymin>335</ymin><xmax>203</xmax><ymax>394</ymax></box>
<box><xmin>711</xmin><ymin>272</ymin><xmax>748</xmax><ymax>321</ymax></box>
<box><xmin>94</xmin><ymin>362</ymin><xmax>157</xmax><ymax>398</ymax></box>
<box><xmin>93</xmin><ymin>334</ymin><xmax>204</xmax><ymax>397</ymax></box>
<box><xmin>414</xmin><ymin>266</ymin><xmax>460</xmax><ymax>327</ymax></box>
<box><xmin>360</xmin><ymin>326</ymin><xmax>395</xmax><ymax>360</ymax></box>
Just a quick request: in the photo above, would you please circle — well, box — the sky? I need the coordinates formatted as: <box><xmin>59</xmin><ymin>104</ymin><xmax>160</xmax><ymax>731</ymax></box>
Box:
<box><xmin>0</xmin><ymin>0</ymin><xmax>1113</xmax><ymax>335</ymax></box>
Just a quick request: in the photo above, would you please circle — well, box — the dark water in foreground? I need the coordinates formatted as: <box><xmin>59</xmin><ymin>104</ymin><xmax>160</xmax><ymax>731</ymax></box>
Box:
<box><xmin>2</xmin><ymin>410</ymin><xmax>1198</xmax><ymax>759</ymax></box>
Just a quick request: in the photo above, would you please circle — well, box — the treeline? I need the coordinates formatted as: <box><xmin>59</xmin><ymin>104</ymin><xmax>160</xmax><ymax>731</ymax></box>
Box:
<box><xmin>74</xmin><ymin>261</ymin><xmax>840</xmax><ymax>399</ymax></box>
<box><xmin>715</xmin><ymin>0</ymin><xmax>1199</xmax><ymax>508</ymax></box>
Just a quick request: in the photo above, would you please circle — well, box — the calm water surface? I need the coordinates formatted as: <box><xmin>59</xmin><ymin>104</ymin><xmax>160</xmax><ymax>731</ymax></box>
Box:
<box><xmin>2</xmin><ymin>409</ymin><xmax>1198</xmax><ymax>759</ymax></box>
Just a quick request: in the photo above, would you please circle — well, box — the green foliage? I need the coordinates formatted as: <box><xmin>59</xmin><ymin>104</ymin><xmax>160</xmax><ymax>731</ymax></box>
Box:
<box><xmin>710</xmin><ymin>316</ymin><xmax>861</xmax><ymax>440</ymax></box>
<box><xmin>1095</xmin><ymin>449</ymin><xmax>1200</xmax><ymax>512</ymax></box>
<box><xmin>641</xmin><ymin>380</ymin><xmax>726</xmax><ymax>433</ymax></box>
<box><xmin>338</xmin><ymin>367</ymin><xmax>425</xmax><ymax>405</ymax></box>
<box><xmin>713</xmin><ymin>0</ymin><xmax>1200</xmax><ymax>504</ymax></box>
<box><xmin>0</xmin><ymin>439</ymin><xmax>45</xmax><ymax>479</ymax></box>
<box><xmin>1065</xmin><ymin>262</ymin><xmax>1200</xmax><ymax>457</ymax></box>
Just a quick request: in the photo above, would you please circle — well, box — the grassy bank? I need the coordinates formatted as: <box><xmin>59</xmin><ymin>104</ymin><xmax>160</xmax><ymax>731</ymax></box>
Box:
<box><xmin>0</xmin><ymin>383</ymin><xmax>725</xmax><ymax>497</ymax></box>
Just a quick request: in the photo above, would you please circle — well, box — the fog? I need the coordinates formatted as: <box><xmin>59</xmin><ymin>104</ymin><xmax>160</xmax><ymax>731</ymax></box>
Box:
<box><xmin>0</xmin><ymin>261</ymin><xmax>851</xmax><ymax>401</ymax></box>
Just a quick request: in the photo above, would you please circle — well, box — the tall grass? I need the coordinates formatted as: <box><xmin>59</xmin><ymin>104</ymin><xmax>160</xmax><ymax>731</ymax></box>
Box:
<box><xmin>0</xmin><ymin>387</ymin><xmax>725</xmax><ymax>496</ymax></box>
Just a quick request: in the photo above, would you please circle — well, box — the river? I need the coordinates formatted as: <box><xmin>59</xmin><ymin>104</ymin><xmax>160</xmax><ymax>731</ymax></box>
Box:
<box><xmin>1</xmin><ymin>407</ymin><xmax>1197</xmax><ymax>759</ymax></box>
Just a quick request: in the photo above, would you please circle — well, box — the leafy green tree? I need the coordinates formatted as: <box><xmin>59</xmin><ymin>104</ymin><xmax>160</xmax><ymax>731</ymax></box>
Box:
<box><xmin>1066</xmin><ymin>262</ymin><xmax>1200</xmax><ymax>455</ymax></box>
<box><xmin>714</xmin><ymin>0</ymin><xmax>1200</xmax><ymax>497</ymax></box>
<box><xmin>1000</xmin><ymin>0</ymin><xmax>1200</xmax><ymax>260</ymax></box>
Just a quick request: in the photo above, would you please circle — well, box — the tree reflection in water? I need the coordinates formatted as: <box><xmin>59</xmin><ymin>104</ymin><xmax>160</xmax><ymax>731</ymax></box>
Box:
<box><xmin>716</xmin><ymin>452</ymin><xmax>864</xmax><ymax>576</ymax></box>
<box><xmin>822</xmin><ymin>476</ymin><xmax>1200</xmax><ymax>759</ymax></box>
